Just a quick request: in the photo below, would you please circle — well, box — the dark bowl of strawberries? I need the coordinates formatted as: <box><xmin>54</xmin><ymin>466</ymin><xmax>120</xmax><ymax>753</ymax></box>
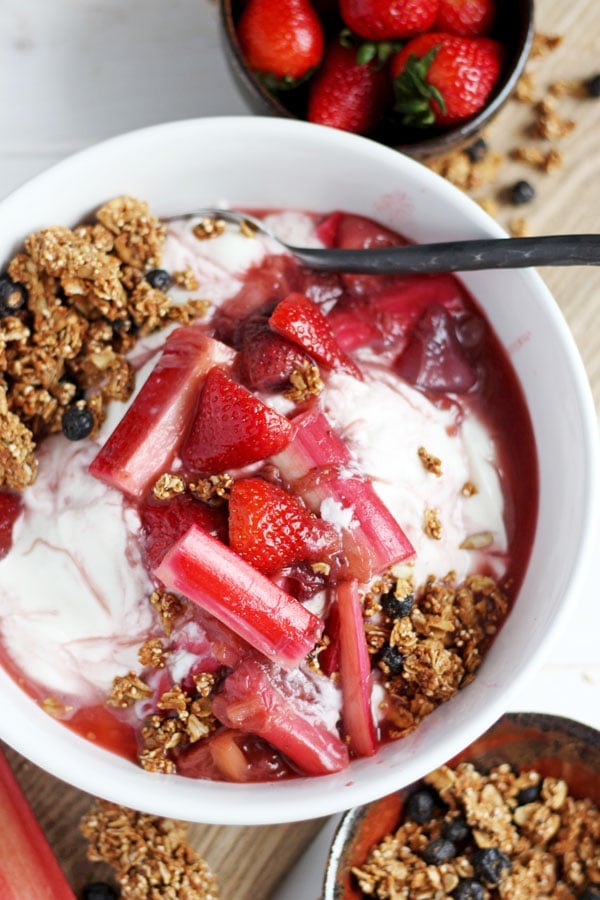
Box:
<box><xmin>219</xmin><ymin>0</ymin><xmax>534</xmax><ymax>159</ymax></box>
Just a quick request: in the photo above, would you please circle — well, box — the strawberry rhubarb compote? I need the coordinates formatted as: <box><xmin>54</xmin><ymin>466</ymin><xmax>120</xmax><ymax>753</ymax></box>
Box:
<box><xmin>0</xmin><ymin>198</ymin><xmax>537</xmax><ymax>781</ymax></box>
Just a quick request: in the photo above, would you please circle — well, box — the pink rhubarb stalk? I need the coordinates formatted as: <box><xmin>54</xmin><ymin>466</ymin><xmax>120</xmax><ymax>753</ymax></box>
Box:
<box><xmin>0</xmin><ymin>749</ymin><xmax>75</xmax><ymax>899</ymax></box>
<box><xmin>155</xmin><ymin>525</ymin><xmax>324</xmax><ymax>669</ymax></box>
<box><xmin>335</xmin><ymin>581</ymin><xmax>377</xmax><ymax>758</ymax></box>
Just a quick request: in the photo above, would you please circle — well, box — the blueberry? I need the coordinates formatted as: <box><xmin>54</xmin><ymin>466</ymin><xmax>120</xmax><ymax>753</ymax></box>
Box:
<box><xmin>61</xmin><ymin>404</ymin><xmax>94</xmax><ymax>441</ymax></box>
<box><xmin>442</xmin><ymin>814</ymin><xmax>470</xmax><ymax>845</ymax></box>
<box><xmin>452</xmin><ymin>879</ymin><xmax>485</xmax><ymax>900</ymax></box>
<box><xmin>472</xmin><ymin>847</ymin><xmax>512</xmax><ymax>885</ymax></box>
<box><xmin>422</xmin><ymin>836</ymin><xmax>456</xmax><ymax>865</ymax></box>
<box><xmin>464</xmin><ymin>138</ymin><xmax>488</xmax><ymax>163</ymax></box>
<box><xmin>377</xmin><ymin>644</ymin><xmax>404</xmax><ymax>675</ymax></box>
<box><xmin>81</xmin><ymin>883</ymin><xmax>119</xmax><ymax>900</ymax></box>
<box><xmin>0</xmin><ymin>275</ymin><xmax>27</xmax><ymax>317</ymax></box>
<box><xmin>145</xmin><ymin>268</ymin><xmax>172</xmax><ymax>291</ymax></box>
<box><xmin>380</xmin><ymin>590</ymin><xmax>414</xmax><ymax>619</ymax></box>
<box><xmin>516</xmin><ymin>782</ymin><xmax>542</xmax><ymax>805</ymax></box>
<box><xmin>510</xmin><ymin>180</ymin><xmax>536</xmax><ymax>206</ymax></box>
<box><xmin>404</xmin><ymin>787</ymin><xmax>438</xmax><ymax>823</ymax></box>
<box><xmin>580</xmin><ymin>888</ymin><xmax>600</xmax><ymax>900</ymax></box>
<box><xmin>586</xmin><ymin>73</ymin><xmax>600</xmax><ymax>97</ymax></box>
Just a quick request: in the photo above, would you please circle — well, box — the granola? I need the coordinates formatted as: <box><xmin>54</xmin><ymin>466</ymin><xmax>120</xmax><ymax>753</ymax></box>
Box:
<box><xmin>352</xmin><ymin>762</ymin><xmax>600</xmax><ymax>899</ymax></box>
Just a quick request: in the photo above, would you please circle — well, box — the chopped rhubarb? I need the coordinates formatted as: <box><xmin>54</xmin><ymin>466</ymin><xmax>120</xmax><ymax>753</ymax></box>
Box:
<box><xmin>211</xmin><ymin>658</ymin><xmax>349</xmax><ymax>776</ymax></box>
<box><xmin>228</xmin><ymin>477</ymin><xmax>340</xmax><ymax>575</ymax></box>
<box><xmin>0</xmin><ymin>749</ymin><xmax>75</xmax><ymax>898</ymax></box>
<box><xmin>273</xmin><ymin>407</ymin><xmax>414</xmax><ymax>582</ymax></box>
<box><xmin>269</xmin><ymin>292</ymin><xmax>362</xmax><ymax>379</ymax></box>
<box><xmin>140</xmin><ymin>491</ymin><xmax>228</xmax><ymax>571</ymax></box>
<box><xmin>89</xmin><ymin>327</ymin><xmax>235</xmax><ymax>498</ymax></box>
<box><xmin>0</xmin><ymin>491</ymin><xmax>22</xmax><ymax>559</ymax></box>
<box><xmin>177</xmin><ymin>729</ymin><xmax>294</xmax><ymax>782</ymax></box>
<box><xmin>155</xmin><ymin>524</ymin><xmax>323</xmax><ymax>669</ymax></box>
<box><xmin>179</xmin><ymin>367</ymin><xmax>295</xmax><ymax>475</ymax></box>
<box><xmin>334</xmin><ymin>581</ymin><xmax>377</xmax><ymax>758</ymax></box>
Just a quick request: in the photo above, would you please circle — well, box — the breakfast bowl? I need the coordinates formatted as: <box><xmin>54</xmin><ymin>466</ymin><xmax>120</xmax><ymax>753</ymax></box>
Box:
<box><xmin>219</xmin><ymin>0</ymin><xmax>534</xmax><ymax>159</ymax></box>
<box><xmin>0</xmin><ymin>116</ymin><xmax>597</xmax><ymax>826</ymax></box>
<box><xmin>322</xmin><ymin>712</ymin><xmax>600</xmax><ymax>898</ymax></box>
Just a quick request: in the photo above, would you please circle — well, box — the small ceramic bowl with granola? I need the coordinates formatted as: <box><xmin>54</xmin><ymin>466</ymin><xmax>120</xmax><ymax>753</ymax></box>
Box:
<box><xmin>0</xmin><ymin>116</ymin><xmax>597</xmax><ymax>825</ymax></box>
<box><xmin>322</xmin><ymin>712</ymin><xmax>600</xmax><ymax>899</ymax></box>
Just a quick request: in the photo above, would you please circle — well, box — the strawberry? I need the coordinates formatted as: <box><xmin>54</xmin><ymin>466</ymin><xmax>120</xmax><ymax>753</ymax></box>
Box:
<box><xmin>235</xmin><ymin>315</ymin><xmax>310</xmax><ymax>390</ymax></box>
<box><xmin>339</xmin><ymin>0</ymin><xmax>439</xmax><ymax>40</ymax></box>
<box><xmin>268</xmin><ymin>292</ymin><xmax>362</xmax><ymax>378</ymax></box>
<box><xmin>140</xmin><ymin>492</ymin><xmax>228</xmax><ymax>571</ymax></box>
<box><xmin>392</xmin><ymin>32</ymin><xmax>503</xmax><ymax>126</ymax></box>
<box><xmin>180</xmin><ymin>366</ymin><xmax>295</xmax><ymax>475</ymax></box>
<box><xmin>237</xmin><ymin>0</ymin><xmax>325</xmax><ymax>84</ymax></box>
<box><xmin>307</xmin><ymin>41</ymin><xmax>391</xmax><ymax>136</ymax></box>
<box><xmin>228</xmin><ymin>477</ymin><xmax>340</xmax><ymax>575</ymax></box>
<box><xmin>435</xmin><ymin>0</ymin><xmax>495</xmax><ymax>36</ymax></box>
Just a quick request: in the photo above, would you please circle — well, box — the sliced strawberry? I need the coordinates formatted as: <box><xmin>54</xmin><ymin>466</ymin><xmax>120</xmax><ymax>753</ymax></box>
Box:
<box><xmin>155</xmin><ymin>524</ymin><xmax>323</xmax><ymax>669</ymax></box>
<box><xmin>0</xmin><ymin>492</ymin><xmax>22</xmax><ymax>559</ymax></box>
<box><xmin>89</xmin><ymin>327</ymin><xmax>235</xmax><ymax>498</ymax></box>
<box><xmin>269</xmin><ymin>292</ymin><xmax>362</xmax><ymax>379</ymax></box>
<box><xmin>211</xmin><ymin>657</ymin><xmax>349</xmax><ymax>776</ymax></box>
<box><xmin>140</xmin><ymin>492</ymin><xmax>228</xmax><ymax>571</ymax></box>
<box><xmin>180</xmin><ymin>367</ymin><xmax>295</xmax><ymax>475</ymax></box>
<box><xmin>335</xmin><ymin>580</ymin><xmax>377</xmax><ymax>758</ymax></box>
<box><xmin>235</xmin><ymin>316</ymin><xmax>310</xmax><ymax>390</ymax></box>
<box><xmin>229</xmin><ymin>476</ymin><xmax>340</xmax><ymax>575</ymax></box>
<box><xmin>394</xmin><ymin>303</ymin><xmax>477</xmax><ymax>393</ymax></box>
<box><xmin>177</xmin><ymin>729</ymin><xmax>294</xmax><ymax>782</ymax></box>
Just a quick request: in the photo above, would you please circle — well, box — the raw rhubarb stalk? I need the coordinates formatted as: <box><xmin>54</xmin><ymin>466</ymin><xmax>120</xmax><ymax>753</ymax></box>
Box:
<box><xmin>155</xmin><ymin>525</ymin><xmax>324</xmax><ymax>669</ymax></box>
<box><xmin>0</xmin><ymin>749</ymin><xmax>75</xmax><ymax>899</ymax></box>
<box><xmin>89</xmin><ymin>327</ymin><xmax>235</xmax><ymax>498</ymax></box>
<box><xmin>211</xmin><ymin>658</ymin><xmax>350</xmax><ymax>776</ymax></box>
<box><xmin>273</xmin><ymin>407</ymin><xmax>414</xmax><ymax>582</ymax></box>
<box><xmin>334</xmin><ymin>581</ymin><xmax>377</xmax><ymax>758</ymax></box>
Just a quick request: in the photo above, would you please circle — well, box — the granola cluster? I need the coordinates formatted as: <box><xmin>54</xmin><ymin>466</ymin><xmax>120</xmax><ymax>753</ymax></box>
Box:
<box><xmin>0</xmin><ymin>196</ymin><xmax>210</xmax><ymax>490</ymax></box>
<box><xmin>80</xmin><ymin>799</ymin><xmax>219</xmax><ymax>899</ymax></box>
<box><xmin>352</xmin><ymin>762</ymin><xmax>600</xmax><ymax>899</ymax></box>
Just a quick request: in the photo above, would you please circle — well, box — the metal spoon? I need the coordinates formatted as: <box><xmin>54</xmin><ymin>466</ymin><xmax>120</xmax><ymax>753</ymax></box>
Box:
<box><xmin>165</xmin><ymin>208</ymin><xmax>600</xmax><ymax>275</ymax></box>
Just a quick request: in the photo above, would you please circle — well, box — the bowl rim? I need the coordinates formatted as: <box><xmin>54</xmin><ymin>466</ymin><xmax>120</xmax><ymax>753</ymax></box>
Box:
<box><xmin>0</xmin><ymin>116</ymin><xmax>598</xmax><ymax>825</ymax></box>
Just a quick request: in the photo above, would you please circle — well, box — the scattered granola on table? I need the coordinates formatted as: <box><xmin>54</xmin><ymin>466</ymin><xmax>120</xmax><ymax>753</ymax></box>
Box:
<box><xmin>80</xmin><ymin>799</ymin><xmax>219</xmax><ymax>900</ymax></box>
<box><xmin>352</xmin><ymin>762</ymin><xmax>600</xmax><ymax>899</ymax></box>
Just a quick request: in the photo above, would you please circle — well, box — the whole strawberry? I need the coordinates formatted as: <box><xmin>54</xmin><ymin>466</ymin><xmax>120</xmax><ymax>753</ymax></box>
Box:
<box><xmin>307</xmin><ymin>41</ymin><xmax>391</xmax><ymax>135</ymax></box>
<box><xmin>339</xmin><ymin>0</ymin><xmax>439</xmax><ymax>40</ymax></box>
<box><xmin>435</xmin><ymin>0</ymin><xmax>495</xmax><ymax>36</ymax></box>
<box><xmin>237</xmin><ymin>0</ymin><xmax>325</xmax><ymax>84</ymax></box>
<box><xmin>391</xmin><ymin>32</ymin><xmax>503</xmax><ymax>126</ymax></box>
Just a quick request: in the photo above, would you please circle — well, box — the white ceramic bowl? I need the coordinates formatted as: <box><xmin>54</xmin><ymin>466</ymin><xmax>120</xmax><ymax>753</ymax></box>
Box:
<box><xmin>0</xmin><ymin>117</ymin><xmax>597</xmax><ymax>825</ymax></box>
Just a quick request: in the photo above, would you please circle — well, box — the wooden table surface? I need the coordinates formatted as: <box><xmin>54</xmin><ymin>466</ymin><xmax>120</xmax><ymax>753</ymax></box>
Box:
<box><xmin>0</xmin><ymin>1</ymin><xmax>599</xmax><ymax>898</ymax></box>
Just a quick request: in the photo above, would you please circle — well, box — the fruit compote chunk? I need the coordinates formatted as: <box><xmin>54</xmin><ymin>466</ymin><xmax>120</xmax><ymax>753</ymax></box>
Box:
<box><xmin>0</xmin><ymin>202</ymin><xmax>537</xmax><ymax>782</ymax></box>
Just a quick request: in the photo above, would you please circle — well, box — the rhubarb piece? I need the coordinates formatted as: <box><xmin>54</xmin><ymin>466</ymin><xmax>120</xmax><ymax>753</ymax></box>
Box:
<box><xmin>228</xmin><ymin>476</ymin><xmax>340</xmax><ymax>575</ymax></box>
<box><xmin>273</xmin><ymin>407</ymin><xmax>414</xmax><ymax>582</ymax></box>
<box><xmin>89</xmin><ymin>327</ymin><xmax>235</xmax><ymax>498</ymax></box>
<box><xmin>211</xmin><ymin>657</ymin><xmax>349</xmax><ymax>776</ymax></box>
<box><xmin>0</xmin><ymin>749</ymin><xmax>75</xmax><ymax>899</ymax></box>
<box><xmin>0</xmin><ymin>491</ymin><xmax>22</xmax><ymax>559</ymax></box>
<box><xmin>335</xmin><ymin>580</ymin><xmax>377</xmax><ymax>757</ymax></box>
<box><xmin>179</xmin><ymin>367</ymin><xmax>295</xmax><ymax>475</ymax></box>
<box><xmin>177</xmin><ymin>729</ymin><xmax>293</xmax><ymax>782</ymax></box>
<box><xmin>395</xmin><ymin>304</ymin><xmax>478</xmax><ymax>393</ymax></box>
<box><xmin>155</xmin><ymin>524</ymin><xmax>323</xmax><ymax>669</ymax></box>
<box><xmin>140</xmin><ymin>492</ymin><xmax>228</xmax><ymax>571</ymax></box>
<box><xmin>269</xmin><ymin>292</ymin><xmax>362</xmax><ymax>378</ymax></box>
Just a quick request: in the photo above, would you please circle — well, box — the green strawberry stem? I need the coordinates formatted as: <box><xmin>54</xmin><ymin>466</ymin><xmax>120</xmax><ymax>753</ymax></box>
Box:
<box><xmin>393</xmin><ymin>46</ymin><xmax>447</xmax><ymax>126</ymax></box>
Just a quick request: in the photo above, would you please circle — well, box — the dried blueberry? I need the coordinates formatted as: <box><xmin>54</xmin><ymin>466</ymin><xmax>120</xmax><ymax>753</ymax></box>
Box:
<box><xmin>464</xmin><ymin>137</ymin><xmax>488</xmax><ymax>163</ymax></box>
<box><xmin>586</xmin><ymin>73</ymin><xmax>600</xmax><ymax>97</ymax></box>
<box><xmin>145</xmin><ymin>268</ymin><xmax>172</xmax><ymax>291</ymax></box>
<box><xmin>422</xmin><ymin>836</ymin><xmax>456</xmax><ymax>865</ymax></box>
<box><xmin>516</xmin><ymin>782</ymin><xmax>542</xmax><ymax>805</ymax></box>
<box><xmin>404</xmin><ymin>787</ymin><xmax>438</xmax><ymax>823</ymax></box>
<box><xmin>442</xmin><ymin>814</ymin><xmax>470</xmax><ymax>845</ymax></box>
<box><xmin>510</xmin><ymin>180</ymin><xmax>536</xmax><ymax>206</ymax></box>
<box><xmin>580</xmin><ymin>888</ymin><xmax>600</xmax><ymax>900</ymax></box>
<box><xmin>81</xmin><ymin>883</ymin><xmax>119</xmax><ymax>900</ymax></box>
<box><xmin>61</xmin><ymin>403</ymin><xmax>94</xmax><ymax>441</ymax></box>
<box><xmin>0</xmin><ymin>275</ymin><xmax>27</xmax><ymax>317</ymax></box>
<box><xmin>472</xmin><ymin>847</ymin><xmax>512</xmax><ymax>885</ymax></box>
<box><xmin>380</xmin><ymin>590</ymin><xmax>414</xmax><ymax>619</ymax></box>
<box><xmin>452</xmin><ymin>879</ymin><xmax>485</xmax><ymax>900</ymax></box>
<box><xmin>377</xmin><ymin>645</ymin><xmax>404</xmax><ymax>675</ymax></box>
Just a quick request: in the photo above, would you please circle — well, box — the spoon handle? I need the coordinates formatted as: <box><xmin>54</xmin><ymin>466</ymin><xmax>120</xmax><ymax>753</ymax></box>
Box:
<box><xmin>292</xmin><ymin>234</ymin><xmax>600</xmax><ymax>274</ymax></box>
